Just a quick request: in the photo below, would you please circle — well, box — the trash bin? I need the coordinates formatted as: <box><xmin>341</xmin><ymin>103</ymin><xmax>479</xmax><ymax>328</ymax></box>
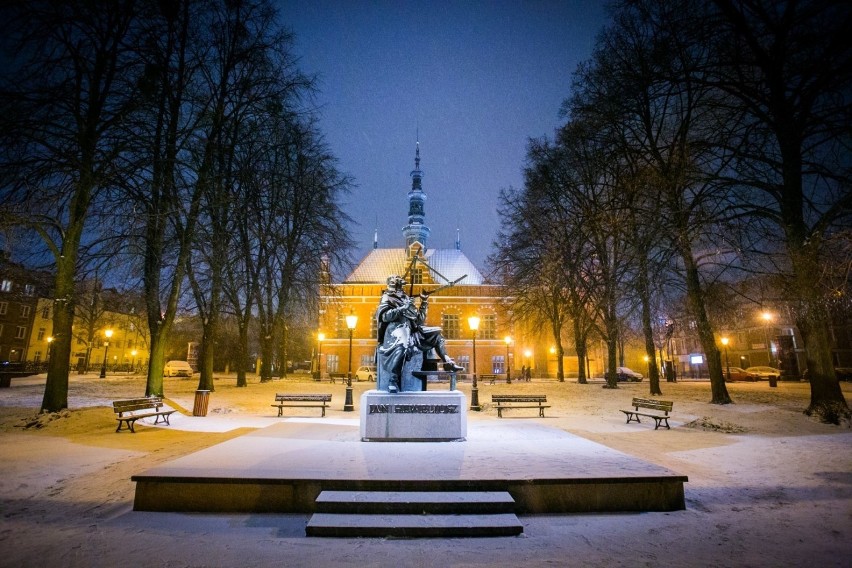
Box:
<box><xmin>193</xmin><ymin>389</ymin><xmax>210</xmax><ymax>416</ymax></box>
<box><xmin>769</xmin><ymin>374</ymin><xmax>778</xmax><ymax>388</ymax></box>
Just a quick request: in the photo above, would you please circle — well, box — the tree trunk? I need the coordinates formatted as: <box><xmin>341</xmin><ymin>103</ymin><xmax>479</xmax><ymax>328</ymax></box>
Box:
<box><xmin>196</xmin><ymin>317</ymin><xmax>216</xmax><ymax>392</ymax></box>
<box><xmin>146</xmin><ymin>323</ymin><xmax>169</xmax><ymax>397</ymax></box>
<box><xmin>682</xmin><ymin>251</ymin><xmax>731</xmax><ymax>404</ymax></box>
<box><xmin>637</xmin><ymin>259</ymin><xmax>662</xmax><ymax>396</ymax></box>
<box><xmin>574</xmin><ymin>319</ymin><xmax>587</xmax><ymax>384</ymax></box>
<box><xmin>41</xmin><ymin>249</ymin><xmax>79</xmax><ymax>412</ymax></box>
<box><xmin>236</xmin><ymin>323</ymin><xmax>248</xmax><ymax>388</ymax></box>
<box><xmin>604</xmin><ymin>336</ymin><xmax>619</xmax><ymax>389</ymax></box>
<box><xmin>790</xmin><ymin>243</ymin><xmax>849</xmax><ymax>423</ymax></box>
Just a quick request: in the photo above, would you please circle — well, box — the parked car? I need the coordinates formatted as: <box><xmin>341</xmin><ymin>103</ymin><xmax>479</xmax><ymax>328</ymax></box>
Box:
<box><xmin>354</xmin><ymin>365</ymin><xmax>376</xmax><ymax>382</ymax></box>
<box><xmin>724</xmin><ymin>366</ymin><xmax>760</xmax><ymax>382</ymax></box>
<box><xmin>744</xmin><ymin>366</ymin><xmax>780</xmax><ymax>381</ymax></box>
<box><xmin>615</xmin><ymin>366</ymin><xmax>643</xmax><ymax>382</ymax></box>
<box><xmin>164</xmin><ymin>360</ymin><xmax>193</xmax><ymax>377</ymax></box>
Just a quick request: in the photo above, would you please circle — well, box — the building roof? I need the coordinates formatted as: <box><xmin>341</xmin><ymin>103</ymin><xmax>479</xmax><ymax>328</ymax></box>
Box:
<box><xmin>344</xmin><ymin>248</ymin><xmax>484</xmax><ymax>285</ymax></box>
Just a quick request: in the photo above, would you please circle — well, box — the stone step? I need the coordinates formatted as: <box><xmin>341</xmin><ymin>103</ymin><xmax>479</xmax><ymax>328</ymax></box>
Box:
<box><xmin>314</xmin><ymin>490</ymin><xmax>516</xmax><ymax>515</ymax></box>
<box><xmin>306</xmin><ymin>512</ymin><xmax>524</xmax><ymax>538</ymax></box>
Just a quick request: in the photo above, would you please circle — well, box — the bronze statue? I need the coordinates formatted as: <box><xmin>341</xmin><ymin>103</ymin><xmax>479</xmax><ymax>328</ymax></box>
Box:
<box><xmin>376</xmin><ymin>274</ymin><xmax>463</xmax><ymax>393</ymax></box>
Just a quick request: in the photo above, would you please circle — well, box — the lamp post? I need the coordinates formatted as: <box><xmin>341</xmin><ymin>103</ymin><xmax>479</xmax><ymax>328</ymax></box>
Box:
<box><xmin>505</xmin><ymin>336</ymin><xmax>512</xmax><ymax>384</ymax></box>
<box><xmin>131</xmin><ymin>349</ymin><xmax>137</xmax><ymax>373</ymax></box>
<box><xmin>468</xmin><ymin>316</ymin><xmax>480</xmax><ymax>411</ymax></box>
<box><xmin>344</xmin><ymin>313</ymin><xmax>357</xmax><ymax>412</ymax></box>
<box><xmin>99</xmin><ymin>329</ymin><xmax>113</xmax><ymax>378</ymax></box>
<box><xmin>315</xmin><ymin>332</ymin><xmax>325</xmax><ymax>381</ymax></box>
<box><xmin>46</xmin><ymin>336</ymin><xmax>54</xmax><ymax>367</ymax></box>
<box><xmin>721</xmin><ymin>337</ymin><xmax>731</xmax><ymax>382</ymax></box>
<box><xmin>524</xmin><ymin>349</ymin><xmax>532</xmax><ymax>381</ymax></box>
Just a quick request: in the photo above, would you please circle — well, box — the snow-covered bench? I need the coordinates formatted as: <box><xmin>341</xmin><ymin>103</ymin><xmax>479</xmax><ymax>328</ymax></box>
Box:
<box><xmin>620</xmin><ymin>397</ymin><xmax>673</xmax><ymax>430</ymax></box>
<box><xmin>113</xmin><ymin>397</ymin><xmax>175</xmax><ymax>433</ymax></box>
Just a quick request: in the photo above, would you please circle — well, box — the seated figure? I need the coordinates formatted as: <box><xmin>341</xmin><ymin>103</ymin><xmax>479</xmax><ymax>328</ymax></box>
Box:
<box><xmin>376</xmin><ymin>274</ymin><xmax>463</xmax><ymax>393</ymax></box>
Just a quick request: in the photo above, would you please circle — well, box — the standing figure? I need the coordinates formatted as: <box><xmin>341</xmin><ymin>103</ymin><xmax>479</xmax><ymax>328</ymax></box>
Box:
<box><xmin>377</xmin><ymin>274</ymin><xmax>463</xmax><ymax>393</ymax></box>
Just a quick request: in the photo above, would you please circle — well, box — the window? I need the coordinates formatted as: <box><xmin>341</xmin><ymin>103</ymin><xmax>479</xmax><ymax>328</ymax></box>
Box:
<box><xmin>442</xmin><ymin>314</ymin><xmax>460</xmax><ymax>339</ymax></box>
<box><xmin>0</xmin><ymin>302</ymin><xmax>7</xmax><ymax>315</ymax></box>
<box><xmin>16</xmin><ymin>326</ymin><xmax>26</xmax><ymax>339</ymax></box>
<box><xmin>335</xmin><ymin>313</ymin><xmax>346</xmax><ymax>339</ymax></box>
<box><xmin>481</xmin><ymin>314</ymin><xmax>496</xmax><ymax>340</ymax></box>
<box><xmin>20</xmin><ymin>305</ymin><xmax>31</xmax><ymax>319</ymax></box>
<box><xmin>492</xmin><ymin>355</ymin><xmax>505</xmax><ymax>374</ymax></box>
<box><xmin>326</xmin><ymin>354</ymin><xmax>339</xmax><ymax>373</ymax></box>
<box><xmin>360</xmin><ymin>354</ymin><xmax>375</xmax><ymax>367</ymax></box>
<box><xmin>42</xmin><ymin>306</ymin><xmax>50</xmax><ymax>319</ymax></box>
<box><xmin>24</xmin><ymin>284</ymin><xmax>35</xmax><ymax>296</ymax></box>
<box><xmin>37</xmin><ymin>328</ymin><xmax>45</xmax><ymax>341</ymax></box>
<box><xmin>34</xmin><ymin>352</ymin><xmax>42</xmax><ymax>363</ymax></box>
<box><xmin>370</xmin><ymin>310</ymin><xmax>378</xmax><ymax>340</ymax></box>
<box><xmin>411</xmin><ymin>268</ymin><xmax>423</xmax><ymax>284</ymax></box>
<box><xmin>457</xmin><ymin>354</ymin><xmax>470</xmax><ymax>370</ymax></box>
<box><xmin>0</xmin><ymin>280</ymin><xmax>11</xmax><ymax>292</ymax></box>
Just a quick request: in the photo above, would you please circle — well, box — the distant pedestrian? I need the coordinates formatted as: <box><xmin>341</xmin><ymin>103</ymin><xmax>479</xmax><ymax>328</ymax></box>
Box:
<box><xmin>520</xmin><ymin>366</ymin><xmax>526</xmax><ymax>382</ymax></box>
<box><xmin>525</xmin><ymin>366</ymin><xmax>532</xmax><ymax>382</ymax></box>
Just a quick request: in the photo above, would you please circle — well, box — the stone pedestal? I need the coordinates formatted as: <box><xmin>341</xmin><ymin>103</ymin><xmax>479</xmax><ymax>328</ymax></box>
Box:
<box><xmin>360</xmin><ymin>390</ymin><xmax>467</xmax><ymax>442</ymax></box>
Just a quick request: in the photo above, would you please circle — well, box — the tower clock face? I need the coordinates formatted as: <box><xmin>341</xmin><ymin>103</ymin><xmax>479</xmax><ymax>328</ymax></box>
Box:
<box><xmin>411</xmin><ymin>201</ymin><xmax>424</xmax><ymax>215</ymax></box>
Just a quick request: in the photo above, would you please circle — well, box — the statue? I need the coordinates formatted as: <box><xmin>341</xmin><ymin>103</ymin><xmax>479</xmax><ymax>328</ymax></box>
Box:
<box><xmin>376</xmin><ymin>274</ymin><xmax>463</xmax><ymax>393</ymax></box>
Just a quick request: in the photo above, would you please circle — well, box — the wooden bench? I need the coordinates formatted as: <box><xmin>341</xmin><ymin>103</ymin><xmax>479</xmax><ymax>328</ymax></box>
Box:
<box><xmin>492</xmin><ymin>394</ymin><xmax>550</xmax><ymax>418</ymax></box>
<box><xmin>272</xmin><ymin>393</ymin><xmax>332</xmax><ymax>417</ymax></box>
<box><xmin>620</xmin><ymin>397</ymin><xmax>673</xmax><ymax>430</ymax></box>
<box><xmin>113</xmin><ymin>397</ymin><xmax>176</xmax><ymax>433</ymax></box>
<box><xmin>328</xmin><ymin>372</ymin><xmax>347</xmax><ymax>384</ymax></box>
<box><xmin>481</xmin><ymin>374</ymin><xmax>498</xmax><ymax>385</ymax></box>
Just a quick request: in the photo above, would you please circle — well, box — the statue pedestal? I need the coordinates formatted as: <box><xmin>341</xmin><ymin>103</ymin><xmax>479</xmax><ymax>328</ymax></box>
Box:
<box><xmin>360</xmin><ymin>390</ymin><xmax>467</xmax><ymax>442</ymax></box>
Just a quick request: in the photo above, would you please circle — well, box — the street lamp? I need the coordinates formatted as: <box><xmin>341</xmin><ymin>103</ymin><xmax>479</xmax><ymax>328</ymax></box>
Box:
<box><xmin>524</xmin><ymin>349</ymin><xmax>532</xmax><ymax>381</ymax></box>
<box><xmin>505</xmin><ymin>336</ymin><xmax>512</xmax><ymax>384</ymax></box>
<box><xmin>344</xmin><ymin>313</ymin><xmax>357</xmax><ymax>412</ymax></box>
<box><xmin>46</xmin><ymin>336</ymin><xmax>54</xmax><ymax>366</ymax></box>
<box><xmin>131</xmin><ymin>349</ymin><xmax>137</xmax><ymax>373</ymax></box>
<box><xmin>468</xmin><ymin>316</ymin><xmax>480</xmax><ymax>411</ymax></box>
<box><xmin>99</xmin><ymin>329</ymin><xmax>113</xmax><ymax>378</ymax></box>
<box><xmin>721</xmin><ymin>337</ymin><xmax>731</xmax><ymax>382</ymax></box>
<box><xmin>315</xmin><ymin>332</ymin><xmax>325</xmax><ymax>381</ymax></box>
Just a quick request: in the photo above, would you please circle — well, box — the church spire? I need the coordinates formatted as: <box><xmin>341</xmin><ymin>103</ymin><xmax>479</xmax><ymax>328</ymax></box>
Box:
<box><xmin>402</xmin><ymin>138</ymin><xmax>430</xmax><ymax>253</ymax></box>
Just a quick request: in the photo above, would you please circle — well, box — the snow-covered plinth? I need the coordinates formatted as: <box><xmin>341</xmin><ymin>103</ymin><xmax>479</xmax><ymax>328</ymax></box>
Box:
<box><xmin>360</xmin><ymin>390</ymin><xmax>467</xmax><ymax>441</ymax></box>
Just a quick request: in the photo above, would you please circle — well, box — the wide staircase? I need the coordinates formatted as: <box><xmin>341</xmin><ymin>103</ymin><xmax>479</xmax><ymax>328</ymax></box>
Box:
<box><xmin>306</xmin><ymin>490</ymin><xmax>523</xmax><ymax>537</ymax></box>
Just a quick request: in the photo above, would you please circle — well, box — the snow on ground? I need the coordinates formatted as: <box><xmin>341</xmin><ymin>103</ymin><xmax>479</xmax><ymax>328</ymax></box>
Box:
<box><xmin>1</xmin><ymin>373</ymin><xmax>850</xmax><ymax>567</ymax></box>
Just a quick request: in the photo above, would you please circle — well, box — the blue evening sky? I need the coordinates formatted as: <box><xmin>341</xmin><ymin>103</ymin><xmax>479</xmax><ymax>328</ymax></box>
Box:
<box><xmin>277</xmin><ymin>0</ymin><xmax>611</xmax><ymax>273</ymax></box>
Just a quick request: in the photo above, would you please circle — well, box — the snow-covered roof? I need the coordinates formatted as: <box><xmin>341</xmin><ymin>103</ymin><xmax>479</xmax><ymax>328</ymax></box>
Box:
<box><xmin>344</xmin><ymin>248</ymin><xmax>484</xmax><ymax>285</ymax></box>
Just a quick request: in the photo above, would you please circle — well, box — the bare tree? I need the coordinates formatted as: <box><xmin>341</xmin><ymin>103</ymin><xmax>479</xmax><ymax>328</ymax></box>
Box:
<box><xmin>703</xmin><ymin>0</ymin><xmax>851</xmax><ymax>422</ymax></box>
<box><xmin>253</xmin><ymin>117</ymin><xmax>352</xmax><ymax>382</ymax></box>
<box><xmin>0</xmin><ymin>0</ymin><xmax>144</xmax><ymax>411</ymax></box>
<box><xmin>567</xmin><ymin>2</ymin><xmax>737</xmax><ymax>402</ymax></box>
<box><xmin>184</xmin><ymin>0</ymin><xmax>310</xmax><ymax>392</ymax></box>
